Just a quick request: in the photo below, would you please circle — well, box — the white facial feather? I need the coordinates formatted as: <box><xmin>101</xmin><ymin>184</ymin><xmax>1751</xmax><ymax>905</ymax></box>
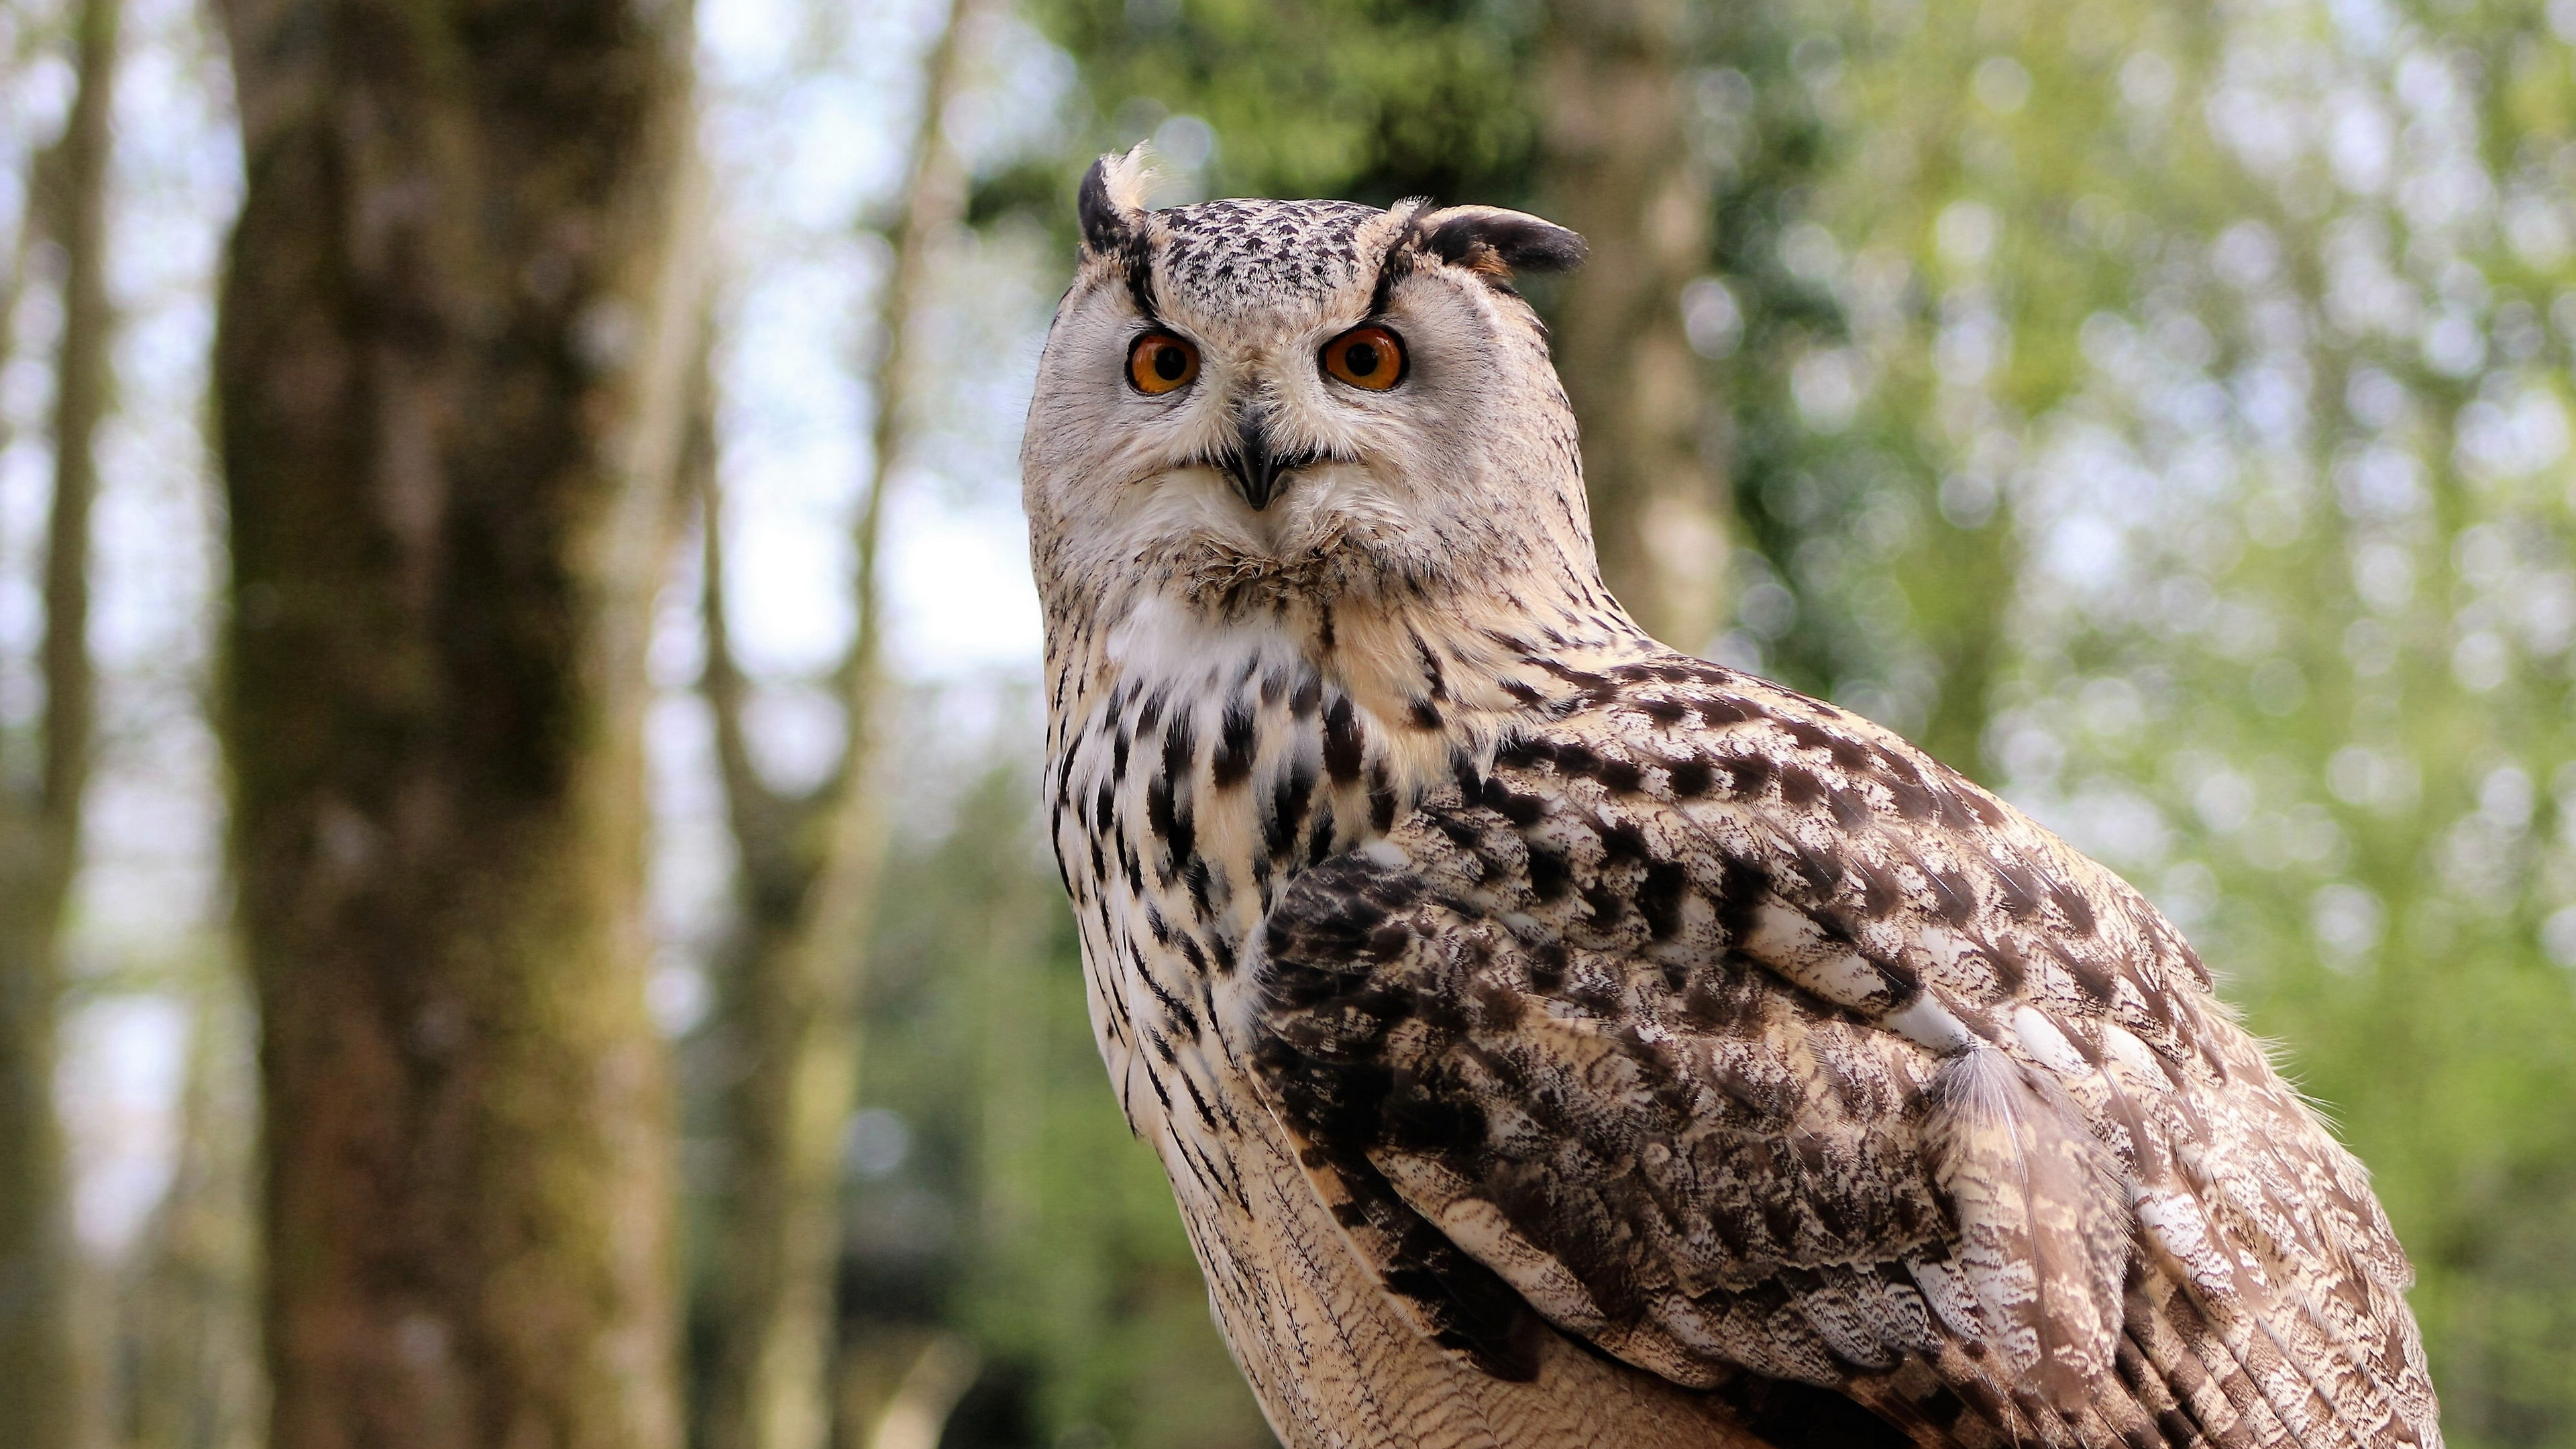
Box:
<box><xmin>1023</xmin><ymin>193</ymin><xmax>1598</xmax><ymax>641</ymax></box>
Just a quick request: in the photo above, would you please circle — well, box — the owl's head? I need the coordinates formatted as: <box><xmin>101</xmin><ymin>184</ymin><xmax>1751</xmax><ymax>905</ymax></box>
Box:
<box><xmin>1022</xmin><ymin>148</ymin><xmax>1599</xmax><ymax>631</ymax></box>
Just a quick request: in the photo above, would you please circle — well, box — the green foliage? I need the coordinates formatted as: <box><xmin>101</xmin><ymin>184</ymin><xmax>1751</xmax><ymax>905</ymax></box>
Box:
<box><xmin>1792</xmin><ymin>0</ymin><xmax>2576</xmax><ymax>1438</ymax></box>
<box><xmin>1022</xmin><ymin>0</ymin><xmax>1541</xmax><ymax>205</ymax></box>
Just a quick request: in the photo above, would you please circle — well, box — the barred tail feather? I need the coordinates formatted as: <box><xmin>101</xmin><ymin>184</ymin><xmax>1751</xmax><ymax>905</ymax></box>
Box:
<box><xmin>1924</xmin><ymin>1047</ymin><xmax>2130</xmax><ymax>1411</ymax></box>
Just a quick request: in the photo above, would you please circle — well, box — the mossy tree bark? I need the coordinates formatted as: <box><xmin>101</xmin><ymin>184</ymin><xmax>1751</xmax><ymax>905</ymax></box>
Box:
<box><xmin>210</xmin><ymin>0</ymin><xmax>708</xmax><ymax>1440</ymax></box>
<box><xmin>0</xmin><ymin>0</ymin><xmax>119</xmax><ymax>1437</ymax></box>
<box><xmin>696</xmin><ymin>7</ymin><xmax>984</xmax><ymax>1448</ymax></box>
<box><xmin>1540</xmin><ymin>0</ymin><xmax>1728</xmax><ymax>653</ymax></box>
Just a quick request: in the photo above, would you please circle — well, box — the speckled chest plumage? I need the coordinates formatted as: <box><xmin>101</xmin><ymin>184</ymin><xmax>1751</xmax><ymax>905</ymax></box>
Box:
<box><xmin>1041</xmin><ymin>602</ymin><xmax>1786</xmax><ymax>1449</ymax></box>
<box><xmin>1045</xmin><ymin>606</ymin><xmax>1412</xmax><ymax>1446</ymax></box>
<box><xmin>1045</xmin><ymin>606</ymin><xmax>1385</xmax><ymax>1157</ymax></box>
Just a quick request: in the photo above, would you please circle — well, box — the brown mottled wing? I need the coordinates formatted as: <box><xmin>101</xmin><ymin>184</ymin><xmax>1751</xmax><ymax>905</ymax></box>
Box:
<box><xmin>1248</xmin><ymin>661</ymin><xmax>2440</xmax><ymax>1449</ymax></box>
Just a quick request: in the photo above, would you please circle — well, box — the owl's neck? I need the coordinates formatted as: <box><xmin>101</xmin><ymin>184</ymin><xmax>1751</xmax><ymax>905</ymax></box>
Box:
<box><xmin>1056</xmin><ymin>572</ymin><xmax>1665</xmax><ymax>785</ymax></box>
<box><xmin>1046</xmin><ymin>570</ymin><xmax>1669</xmax><ymax>887</ymax></box>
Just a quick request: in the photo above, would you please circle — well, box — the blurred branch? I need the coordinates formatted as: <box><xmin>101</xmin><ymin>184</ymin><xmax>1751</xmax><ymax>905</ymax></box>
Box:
<box><xmin>806</xmin><ymin>0</ymin><xmax>985</xmax><ymax>926</ymax></box>
<box><xmin>697</xmin><ymin>6</ymin><xmax>989</xmax><ymax>1448</ymax></box>
<box><xmin>119</xmin><ymin>979</ymin><xmax>264</xmax><ymax>1449</ymax></box>
<box><xmin>0</xmin><ymin>160</ymin><xmax>33</xmax><ymax>576</ymax></box>
<box><xmin>40</xmin><ymin>5</ymin><xmax>110</xmax><ymax>849</ymax></box>
<box><xmin>0</xmin><ymin>0</ymin><xmax>119</xmax><ymax>1440</ymax></box>
<box><xmin>863</xmin><ymin>1334</ymin><xmax>978</xmax><ymax>1449</ymax></box>
<box><xmin>694</xmin><ymin>319</ymin><xmax>785</xmax><ymax>866</ymax></box>
<box><xmin>0</xmin><ymin>180</ymin><xmax>29</xmax><ymax>795</ymax></box>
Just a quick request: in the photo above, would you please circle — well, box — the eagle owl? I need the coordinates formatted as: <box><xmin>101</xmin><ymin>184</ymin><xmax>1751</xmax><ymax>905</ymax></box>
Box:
<box><xmin>1023</xmin><ymin>149</ymin><xmax>2440</xmax><ymax>1449</ymax></box>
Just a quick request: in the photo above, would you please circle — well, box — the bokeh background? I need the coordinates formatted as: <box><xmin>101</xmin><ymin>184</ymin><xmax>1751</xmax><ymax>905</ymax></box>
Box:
<box><xmin>4</xmin><ymin>0</ymin><xmax>2576</xmax><ymax>1445</ymax></box>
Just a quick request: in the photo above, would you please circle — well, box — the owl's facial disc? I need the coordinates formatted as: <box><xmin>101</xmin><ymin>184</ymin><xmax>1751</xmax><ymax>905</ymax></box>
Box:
<box><xmin>1118</xmin><ymin>323</ymin><xmax>1409</xmax><ymax>514</ymax></box>
<box><xmin>1035</xmin><ymin>272</ymin><xmax>1544</xmax><ymax>608</ymax></box>
<box><xmin>1197</xmin><ymin>324</ymin><xmax>1404</xmax><ymax>512</ymax></box>
<box><xmin>1023</xmin><ymin>176</ymin><xmax>1593</xmax><ymax>621</ymax></box>
<box><xmin>1108</xmin><ymin>320</ymin><xmax>1397</xmax><ymax>527</ymax></box>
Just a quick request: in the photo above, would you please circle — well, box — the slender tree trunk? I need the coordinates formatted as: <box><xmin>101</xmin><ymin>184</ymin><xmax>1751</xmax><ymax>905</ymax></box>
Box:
<box><xmin>698</xmin><ymin>7</ymin><xmax>983</xmax><ymax>1447</ymax></box>
<box><xmin>119</xmin><ymin>983</ymin><xmax>264</xmax><ymax>1449</ymax></box>
<box><xmin>0</xmin><ymin>0</ymin><xmax>119</xmax><ymax>1436</ymax></box>
<box><xmin>210</xmin><ymin>0</ymin><xmax>708</xmax><ymax>1439</ymax></box>
<box><xmin>1540</xmin><ymin>0</ymin><xmax>1729</xmax><ymax>652</ymax></box>
<box><xmin>0</xmin><ymin>160</ymin><xmax>37</xmax><ymax>478</ymax></box>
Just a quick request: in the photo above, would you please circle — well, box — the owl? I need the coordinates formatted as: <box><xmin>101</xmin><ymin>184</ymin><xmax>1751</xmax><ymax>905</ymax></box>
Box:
<box><xmin>1022</xmin><ymin>148</ymin><xmax>2440</xmax><ymax>1449</ymax></box>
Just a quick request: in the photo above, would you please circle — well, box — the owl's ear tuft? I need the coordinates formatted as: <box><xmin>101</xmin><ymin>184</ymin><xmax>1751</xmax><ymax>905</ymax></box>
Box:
<box><xmin>1417</xmin><ymin>206</ymin><xmax>1587</xmax><ymax>278</ymax></box>
<box><xmin>1077</xmin><ymin>145</ymin><xmax>1157</xmax><ymax>260</ymax></box>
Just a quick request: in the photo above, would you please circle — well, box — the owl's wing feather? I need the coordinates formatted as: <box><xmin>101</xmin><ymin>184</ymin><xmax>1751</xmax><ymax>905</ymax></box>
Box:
<box><xmin>1248</xmin><ymin>661</ymin><xmax>2437</xmax><ymax>1449</ymax></box>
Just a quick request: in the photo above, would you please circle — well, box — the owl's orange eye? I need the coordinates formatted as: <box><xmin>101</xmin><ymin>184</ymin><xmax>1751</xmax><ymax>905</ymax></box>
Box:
<box><xmin>1127</xmin><ymin>332</ymin><xmax>1200</xmax><ymax>394</ymax></box>
<box><xmin>1320</xmin><ymin>325</ymin><xmax>1406</xmax><ymax>390</ymax></box>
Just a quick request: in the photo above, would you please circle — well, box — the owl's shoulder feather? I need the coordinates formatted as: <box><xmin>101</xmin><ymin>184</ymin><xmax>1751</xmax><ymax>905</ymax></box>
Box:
<box><xmin>1248</xmin><ymin>657</ymin><xmax>2436</xmax><ymax>1448</ymax></box>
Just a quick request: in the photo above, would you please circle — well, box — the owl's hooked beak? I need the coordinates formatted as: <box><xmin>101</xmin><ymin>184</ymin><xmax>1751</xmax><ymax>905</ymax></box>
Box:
<box><xmin>1218</xmin><ymin>403</ymin><xmax>1321</xmax><ymax>512</ymax></box>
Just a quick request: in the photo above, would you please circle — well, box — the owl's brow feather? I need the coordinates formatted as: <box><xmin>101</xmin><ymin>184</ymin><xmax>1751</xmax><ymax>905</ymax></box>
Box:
<box><xmin>1366</xmin><ymin>198</ymin><xmax>1436</xmax><ymax>320</ymax></box>
<box><xmin>1120</xmin><ymin>241</ymin><xmax>1162</xmax><ymax>323</ymax></box>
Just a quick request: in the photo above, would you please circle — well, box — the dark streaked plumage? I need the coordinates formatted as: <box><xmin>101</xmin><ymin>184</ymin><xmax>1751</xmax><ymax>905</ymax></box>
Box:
<box><xmin>1024</xmin><ymin>147</ymin><xmax>2438</xmax><ymax>1449</ymax></box>
<box><xmin>1254</xmin><ymin>659</ymin><xmax>2432</xmax><ymax>1448</ymax></box>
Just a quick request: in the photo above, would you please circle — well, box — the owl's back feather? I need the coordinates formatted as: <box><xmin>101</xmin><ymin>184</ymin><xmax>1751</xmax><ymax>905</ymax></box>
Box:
<box><xmin>1250</xmin><ymin>655</ymin><xmax>2438</xmax><ymax>1449</ymax></box>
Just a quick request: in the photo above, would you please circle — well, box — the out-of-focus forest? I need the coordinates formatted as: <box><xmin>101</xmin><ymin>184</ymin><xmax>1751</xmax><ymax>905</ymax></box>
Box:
<box><xmin>1</xmin><ymin>0</ymin><xmax>2574</xmax><ymax>1444</ymax></box>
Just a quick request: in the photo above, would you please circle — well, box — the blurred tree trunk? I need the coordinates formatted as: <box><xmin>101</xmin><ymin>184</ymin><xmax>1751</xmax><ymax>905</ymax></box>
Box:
<box><xmin>1540</xmin><ymin>0</ymin><xmax>1728</xmax><ymax>652</ymax></box>
<box><xmin>696</xmin><ymin>9</ymin><xmax>983</xmax><ymax>1449</ymax></box>
<box><xmin>119</xmin><ymin>984</ymin><xmax>264</xmax><ymax>1449</ymax></box>
<box><xmin>0</xmin><ymin>0</ymin><xmax>119</xmax><ymax>1438</ymax></box>
<box><xmin>209</xmin><ymin>0</ymin><xmax>708</xmax><ymax>1440</ymax></box>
